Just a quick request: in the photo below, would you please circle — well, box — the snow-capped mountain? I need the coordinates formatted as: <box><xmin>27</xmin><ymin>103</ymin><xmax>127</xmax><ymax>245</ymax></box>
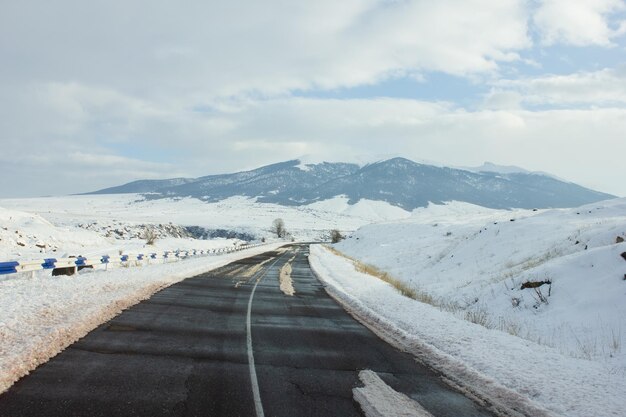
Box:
<box><xmin>87</xmin><ymin>158</ymin><xmax>615</xmax><ymax>210</ymax></box>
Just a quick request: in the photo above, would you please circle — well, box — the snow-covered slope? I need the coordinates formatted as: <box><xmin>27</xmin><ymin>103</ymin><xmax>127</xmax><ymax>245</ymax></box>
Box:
<box><xmin>310</xmin><ymin>244</ymin><xmax>626</xmax><ymax>417</ymax></box>
<box><xmin>0</xmin><ymin>194</ymin><xmax>411</xmax><ymax>260</ymax></box>
<box><xmin>334</xmin><ymin>198</ymin><xmax>626</xmax><ymax>365</ymax></box>
<box><xmin>0</xmin><ymin>206</ymin><xmax>111</xmax><ymax>260</ymax></box>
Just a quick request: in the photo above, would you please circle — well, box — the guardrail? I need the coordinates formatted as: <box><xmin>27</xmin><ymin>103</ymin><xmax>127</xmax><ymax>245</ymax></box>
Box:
<box><xmin>0</xmin><ymin>243</ymin><xmax>264</xmax><ymax>277</ymax></box>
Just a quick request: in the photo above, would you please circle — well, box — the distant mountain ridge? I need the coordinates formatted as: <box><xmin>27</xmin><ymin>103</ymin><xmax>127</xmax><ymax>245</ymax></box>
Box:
<box><xmin>87</xmin><ymin>158</ymin><xmax>615</xmax><ymax>210</ymax></box>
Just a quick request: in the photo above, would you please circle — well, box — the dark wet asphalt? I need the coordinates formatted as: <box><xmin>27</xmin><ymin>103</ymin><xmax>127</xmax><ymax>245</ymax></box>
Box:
<box><xmin>0</xmin><ymin>245</ymin><xmax>496</xmax><ymax>417</ymax></box>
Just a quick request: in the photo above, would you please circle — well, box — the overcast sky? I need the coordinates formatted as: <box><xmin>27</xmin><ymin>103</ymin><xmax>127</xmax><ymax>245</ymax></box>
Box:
<box><xmin>1</xmin><ymin>0</ymin><xmax>625</xmax><ymax>197</ymax></box>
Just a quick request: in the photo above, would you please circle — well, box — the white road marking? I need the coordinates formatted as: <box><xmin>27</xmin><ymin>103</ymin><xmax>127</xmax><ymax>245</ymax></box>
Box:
<box><xmin>246</xmin><ymin>250</ymin><xmax>289</xmax><ymax>417</ymax></box>
<box><xmin>353</xmin><ymin>370</ymin><xmax>434</xmax><ymax>417</ymax></box>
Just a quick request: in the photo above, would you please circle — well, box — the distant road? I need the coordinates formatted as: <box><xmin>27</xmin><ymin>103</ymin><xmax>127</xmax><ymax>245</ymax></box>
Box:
<box><xmin>0</xmin><ymin>245</ymin><xmax>495</xmax><ymax>417</ymax></box>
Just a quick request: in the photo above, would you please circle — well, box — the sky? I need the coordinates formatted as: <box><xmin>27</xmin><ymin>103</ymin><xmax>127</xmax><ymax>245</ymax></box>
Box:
<box><xmin>1</xmin><ymin>0</ymin><xmax>625</xmax><ymax>197</ymax></box>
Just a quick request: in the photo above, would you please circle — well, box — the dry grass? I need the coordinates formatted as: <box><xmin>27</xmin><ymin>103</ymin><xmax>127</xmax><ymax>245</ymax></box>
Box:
<box><xmin>324</xmin><ymin>247</ymin><xmax>551</xmax><ymax>343</ymax></box>
<box><xmin>325</xmin><ymin>245</ymin><xmax>423</xmax><ymax>301</ymax></box>
<box><xmin>465</xmin><ymin>307</ymin><xmax>493</xmax><ymax>328</ymax></box>
<box><xmin>354</xmin><ymin>262</ymin><xmax>419</xmax><ymax>300</ymax></box>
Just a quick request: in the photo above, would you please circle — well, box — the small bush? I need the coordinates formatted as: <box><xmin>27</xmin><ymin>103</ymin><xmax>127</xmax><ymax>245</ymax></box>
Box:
<box><xmin>330</xmin><ymin>229</ymin><xmax>344</xmax><ymax>243</ymax></box>
<box><xmin>532</xmin><ymin>287</ymin><xmax>549</xmax><ymax>308</ymax></box>
<box><xmin>143</xmin><ymin>228</ymin><xmax>158</xmax><ymax>245</ymax></box>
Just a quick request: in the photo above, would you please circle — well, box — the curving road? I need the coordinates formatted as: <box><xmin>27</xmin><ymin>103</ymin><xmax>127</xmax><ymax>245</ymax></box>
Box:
<box><xmin>0</xmin><ymin>245</ymin><xmax>496</xmax><ymax>417</ymax></box>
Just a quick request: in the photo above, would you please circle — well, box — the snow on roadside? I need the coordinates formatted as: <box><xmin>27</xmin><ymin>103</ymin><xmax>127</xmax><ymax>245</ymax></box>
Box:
<box><xmin>0</xmin><ymin>243</ymin><xmax>283</xmax><ymax>394</ymax></box>
<box><xmin>309</xmin><ymin>244</ymin><xmax>626</xmax><ymax>417</ymax></box>
<box><xmin>335</xmin><ymin>199</ymin><xmax>626</xmax><ymax>364</ymax></box>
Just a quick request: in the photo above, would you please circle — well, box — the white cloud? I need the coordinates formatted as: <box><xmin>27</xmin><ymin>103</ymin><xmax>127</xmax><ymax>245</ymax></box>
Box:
<box><xmin>189</xmin><ymin>97</ymin><xmax>625</xmax><ymax>195</ymax></box>
<box><xmin>0</xmin><ymin>1</ymin><xmax>529</xmax><ymax>99</ymax></box>
<box><xmin>533</xmin><ymin>0</ymin><xmax>626</xmax><ymax>46</ymax></box>
<box><xmin>1</xmin><ymin>91</ymin><xmax>625</xmax><ymax>196</ymax></box>
<box><xmin>1</xmin><ymin>1</ymin><xmax>625</xmax><ymax>198</ymax></box>
<box><xmin>135</xmin><ymin>97</ymin><xmax>626</xmax><ymax>196</ymax></box>
<box><xmin>0</xmin><ymin>150</ymin><xmax>181</xmax><ymax>198</ymax></box>
<box><xmin>482</xmin><ymin>91</ymin><xmax>525</xmax><ymax>110</ymax></box>
<box><xmin>493</xmin><ymin>66</ymin><xmax>626</xmax><ymax>105</ymax></box>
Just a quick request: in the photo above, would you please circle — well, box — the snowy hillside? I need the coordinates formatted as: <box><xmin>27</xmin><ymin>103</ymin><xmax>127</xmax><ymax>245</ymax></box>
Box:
<box><xmin>0</xmin><ymin>194</ymin><xmax>411</xmax><ymax>261</ymax></box>
<box><xmin>334</xmin><ymin>198</ymin><xmax>626</xmax><ymax>365</ymax></box>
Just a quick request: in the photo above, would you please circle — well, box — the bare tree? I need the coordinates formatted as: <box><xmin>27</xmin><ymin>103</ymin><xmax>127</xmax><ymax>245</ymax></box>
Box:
<box><xmin>330</xmin><ymin>229</ymin><xmax>344</xmax><ymax>243</ymax></box>
<box><xmin>271</xmin><ymin>218</ymin><xmax>287</xmax><ymax>238</ymax></box>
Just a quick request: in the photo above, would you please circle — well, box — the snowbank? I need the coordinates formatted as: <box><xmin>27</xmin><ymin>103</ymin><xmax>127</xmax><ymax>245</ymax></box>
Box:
<box><xmin>0</xmin><ymin>243</ymin><xmax>283</xmax><ymax>393</ymax></box>
<box><xmin>310</xmin><ymin>244</ymin><xmax>626</xmax><ymax>417</ymax></box>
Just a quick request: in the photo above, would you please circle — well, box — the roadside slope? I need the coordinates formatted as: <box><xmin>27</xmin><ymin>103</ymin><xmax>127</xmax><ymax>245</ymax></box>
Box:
<box><xmin>309</xmin><ymin>244</ymin><xmax>626</xmax><ymax>417</ymax></box>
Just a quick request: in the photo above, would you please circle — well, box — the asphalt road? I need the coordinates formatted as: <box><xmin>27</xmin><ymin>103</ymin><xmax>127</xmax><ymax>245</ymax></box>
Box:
<box><xmin>0</xmin><ymin>245</ymin><xmax>496</xmax><ymax>417</ymax></box>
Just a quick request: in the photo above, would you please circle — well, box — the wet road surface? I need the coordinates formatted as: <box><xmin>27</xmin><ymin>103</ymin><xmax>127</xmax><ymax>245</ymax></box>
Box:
<box><xmin>0</xmin><ymin>245</ymin><xmax>496</xmax><ymax>417</ymax></box>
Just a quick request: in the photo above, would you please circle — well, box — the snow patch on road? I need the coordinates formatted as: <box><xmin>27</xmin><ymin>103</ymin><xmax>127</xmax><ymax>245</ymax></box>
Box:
<box><xmin>242</xmin><ymin>257</ymin><xmax>274</xmax><ymax>278</ymax></box>
<box><xmin>279</xmin><ymin>255</ymin><xmax>297</xmax><ymax>296</ymax></box>
<box><xmin>353</xmin><ymin>370</ymin><xmax>434</xmax><ymax>417</ymax></box>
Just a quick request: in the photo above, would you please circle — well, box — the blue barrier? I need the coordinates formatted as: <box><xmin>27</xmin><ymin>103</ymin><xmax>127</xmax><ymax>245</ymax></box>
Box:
<box><xmin>0</xmin><ymin>242</ymin><xmax>261</xmax><ymax>277</ymax></box>
<box><xmin>0</xmin><ymin>261</ymin><xmax>19</xmax><ymax>275</ymax></box>
<box><xmin>42</xmin><ymin>258</ymin><xmax>57</xmax><ymax>269</ymax></box>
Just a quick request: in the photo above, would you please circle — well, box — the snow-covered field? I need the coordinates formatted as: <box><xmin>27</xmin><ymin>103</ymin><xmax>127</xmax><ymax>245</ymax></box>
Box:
<box><xmin>0</xmin><ymin>194</ymin><xmax>410</xmax><ymax>261</ymax></box>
